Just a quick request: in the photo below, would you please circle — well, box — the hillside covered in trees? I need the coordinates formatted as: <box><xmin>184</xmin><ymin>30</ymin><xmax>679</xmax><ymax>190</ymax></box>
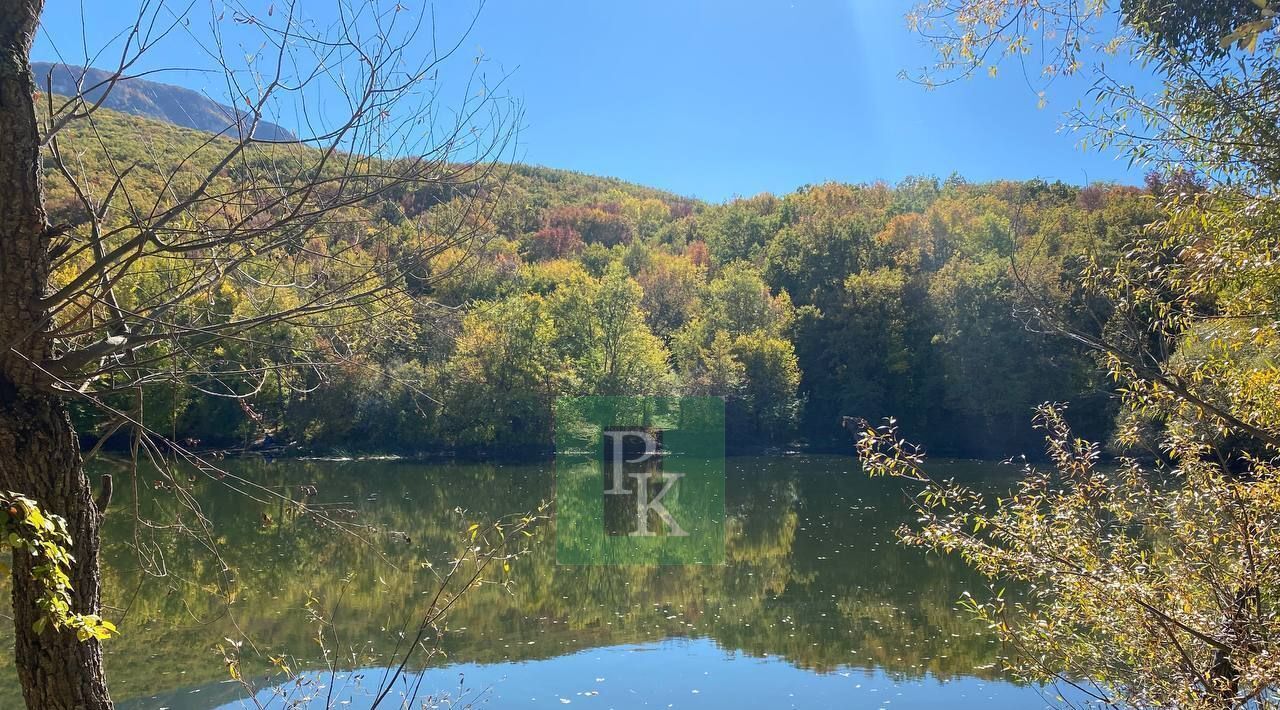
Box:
<box><xmin>52</xmin><ymin>98</ymin><xmax>1160</xmax><ymax>459</ymax></box>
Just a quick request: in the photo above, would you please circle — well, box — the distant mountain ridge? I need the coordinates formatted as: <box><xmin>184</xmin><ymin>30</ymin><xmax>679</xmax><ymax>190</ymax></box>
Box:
<box><xmin>33</xmin><ymin>62</ymin><xmax>295</xmax><ymax>142</ymax></box>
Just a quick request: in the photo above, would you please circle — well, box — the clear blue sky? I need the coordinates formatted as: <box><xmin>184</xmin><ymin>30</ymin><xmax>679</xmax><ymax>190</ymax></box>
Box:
<box><xmin>33</xmin><ymin>0</ymin><xmax>1148</xmax><ymax>202</ymax></box>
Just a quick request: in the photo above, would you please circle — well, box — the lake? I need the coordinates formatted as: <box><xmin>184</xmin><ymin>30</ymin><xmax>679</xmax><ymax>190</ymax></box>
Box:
<box><xmin>0</xmin><ymin>455</ymin><xmax>1066</xmax><ymax>709</ymax></box>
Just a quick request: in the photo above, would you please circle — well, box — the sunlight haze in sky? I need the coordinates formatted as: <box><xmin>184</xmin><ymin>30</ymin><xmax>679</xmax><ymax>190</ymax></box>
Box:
<box><xmin>33</xmin><ymin>0</ymin><xmax>1148</xmax><ymax>202</ymax></box>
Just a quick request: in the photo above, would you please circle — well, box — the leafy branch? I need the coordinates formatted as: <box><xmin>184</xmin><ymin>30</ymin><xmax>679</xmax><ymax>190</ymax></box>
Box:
<box><xmin>2</xmin><ymin>493</ymin><xmax>118</xmax><ymax>641</ymax></box>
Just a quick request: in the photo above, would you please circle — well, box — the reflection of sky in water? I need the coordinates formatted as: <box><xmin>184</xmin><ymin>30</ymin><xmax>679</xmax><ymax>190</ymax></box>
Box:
<box><xmin>2</xmin><ymin>456</ymin><xmax>1056</xmax><ymax>709</ymax></box>
<box><xmin>123</xmin><ymin>638</ymin><xmax>1066</xmax><ymax>710</ymax></box>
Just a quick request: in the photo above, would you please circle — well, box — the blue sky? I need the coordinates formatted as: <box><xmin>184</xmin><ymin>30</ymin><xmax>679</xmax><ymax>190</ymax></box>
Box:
<box><xmin>33</xmin><ymin>1</ymin><xmax>1149</xmax><ymax>202</ymax></box>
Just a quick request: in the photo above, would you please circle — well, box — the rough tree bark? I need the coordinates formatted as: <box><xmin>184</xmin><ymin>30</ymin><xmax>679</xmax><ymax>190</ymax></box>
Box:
<box><xmin>0</xmin><ymin>0</ymin><xmax>114</xmax><ymax>707</ymax></box>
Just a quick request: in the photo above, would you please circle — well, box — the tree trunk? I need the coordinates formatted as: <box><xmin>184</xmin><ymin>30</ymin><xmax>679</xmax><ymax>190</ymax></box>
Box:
<box><xmin>0</xmin><ymin>402</ymin><xmax>112</xmax><ymax>710</ymax></box>
<box><xmin>0</xmin><ymin>0</ymin><xmax>114</xmax><ymax>707</ymax></box>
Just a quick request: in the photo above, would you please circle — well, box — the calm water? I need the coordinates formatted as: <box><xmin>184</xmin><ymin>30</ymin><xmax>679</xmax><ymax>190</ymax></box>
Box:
<box><xmin>0</xmin><ymin>455</ymin><xmax>1066</xmax><ymax>709</ymax></box>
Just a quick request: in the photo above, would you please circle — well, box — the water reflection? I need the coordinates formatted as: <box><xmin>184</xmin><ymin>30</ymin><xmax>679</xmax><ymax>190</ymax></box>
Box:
<box><xmin>135</xmin><ymin>640</ymin><xmax>1059</xmax><ymax>710</ymax></box>
<box><xmin>0</xmin><ymin>456</ymin><xmax>1040</xmax><ymax>708</ymax></box>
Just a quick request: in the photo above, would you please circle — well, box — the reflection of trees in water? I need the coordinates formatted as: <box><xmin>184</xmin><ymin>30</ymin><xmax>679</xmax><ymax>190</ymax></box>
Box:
<box><xmin>0</xmin><ymin>456</ymin><xmax>1013</xmax><ymax>705</ymax></box>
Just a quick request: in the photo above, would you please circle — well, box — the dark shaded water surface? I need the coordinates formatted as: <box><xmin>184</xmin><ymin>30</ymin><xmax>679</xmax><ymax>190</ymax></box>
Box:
<box><xmin>0</xmin><ymin>455</ymin><xmax>1066</xmax><ymax>709</ymax></box>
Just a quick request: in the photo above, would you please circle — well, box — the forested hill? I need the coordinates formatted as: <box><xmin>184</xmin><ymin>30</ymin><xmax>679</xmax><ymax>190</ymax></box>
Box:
<box><xmin>47</xmin><ymin>89</ymin><xmax>1159</xmax><ymax>460</ymax></box>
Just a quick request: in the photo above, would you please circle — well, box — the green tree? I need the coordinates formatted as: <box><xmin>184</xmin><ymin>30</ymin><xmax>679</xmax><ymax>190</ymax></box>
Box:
<box><xmin>0</xmin><ymin>1</ymin><xmax>512</xmax><ymax>705</ymax></box>
<box><xmin>571</xmin><ymin>264</ymin><xmax>674</xmax><ymax>396</ymax></box>
<box><xmin>854</xmin><ymin>2</ymin><xmax>1280</xmax><ymax>707</ymax></box>
<box><xmin>698</xmin><ymin>194</ymin><xmax>781</xmax><ymax>265</ymax></box>
<box><xmin>673</xmin><ymin>325</ymin><xmax>745</xmax><ymax>399</ymax></box>
<box><xmin>704</xmin><ymin>262</ymin><xmax>794</xmax><ymax>338</ymax></box>
<box><xmin>763</xmin><ymin>183</ymin><xmax>890</xmax><ymax>304</ymax></box>
<box><xmin>730</xmin><ymin>332</ymin><xmax>802</xmax><ymax>446</ymax></box>
<box><xmin>794</xmin><ymin>267</ymin><xmax>924</xmax><ymax>442</ymax></box>
<box><xmin>444</xmin><ymin>294</ymin><xmax>564</xmax><ymax>450</ymax></box>
<box><xmin>636</xmin><ymin>251</ymin><xmax>705</xmax><ymax>338</ymax></box>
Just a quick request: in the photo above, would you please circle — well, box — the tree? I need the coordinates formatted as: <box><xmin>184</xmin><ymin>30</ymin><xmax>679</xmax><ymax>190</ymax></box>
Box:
<box><xmin>618</xmin><ymin>195</ymin><xmax>672</xmax><ymax>242</ymax></box>
<box><xmin>0</xmin><ymin>0</ymin><xmax>513</xmax><ymax>706</ymax></box>
<box><xmin>703</xmin><ymin>262</ymin><xmax>794</xmax><ymax>338</ymax></box>
<box><xmin>636</xmin><ymin>251</ymin><xmax>704</xmax><ymax>338</ymax></box>
<box><xmin>569</xmin><ymin>263</ymin><xmax>674</xmax><ymax>396</ymax></box>
<box><xmin>926</xmin><ymin>257</ymin><xmax>1099</xmax><ymax>453</ymax></box>
<box><xmin>673</xmin><ymin>325</ymin><xmax>745</xmax><ymax>399</ymax></box>
<box><xmin>697</xmin><ymin>194</ymin><xmax>780</xmax><ymax>265</ymax></box>
<box><xmin>763</xmin><ymin>183</ymin><xmax>889</xmax><ymax>304</ymax></box>
<box><xmin>851</xmin><ymin>2</ymin><xmax>1280</xmax><ymax>707</ymax></box>
<box><xmin>544</xmin><ymin>204</ymin><xmax>632</xmax><ymax>247</ymax></box>
<box><xmin>527</xmin><ymin>226</ymin><xmax>585</xmax><ymax>261</ymax></box>
<box><xmin>444</xmin><ymin>293</ymin><xmax>563</xmax><ymax>449</ymax></box>
<box><xmin>730</xmin><ymin>332</ymin><xmax>801</xmax><ymax>445</ymax></box>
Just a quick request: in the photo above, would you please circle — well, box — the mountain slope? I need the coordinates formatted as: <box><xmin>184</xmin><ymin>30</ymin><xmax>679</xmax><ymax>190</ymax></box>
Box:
<box><xmin>33</xmin><ymin>62</ymin><xmax>294</xmax><ymax>141</ymax></box>
<box><xmin>38</xmin><ymin>79</ymin><xmax>1154</xmax><ymax>461</ymax></box>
